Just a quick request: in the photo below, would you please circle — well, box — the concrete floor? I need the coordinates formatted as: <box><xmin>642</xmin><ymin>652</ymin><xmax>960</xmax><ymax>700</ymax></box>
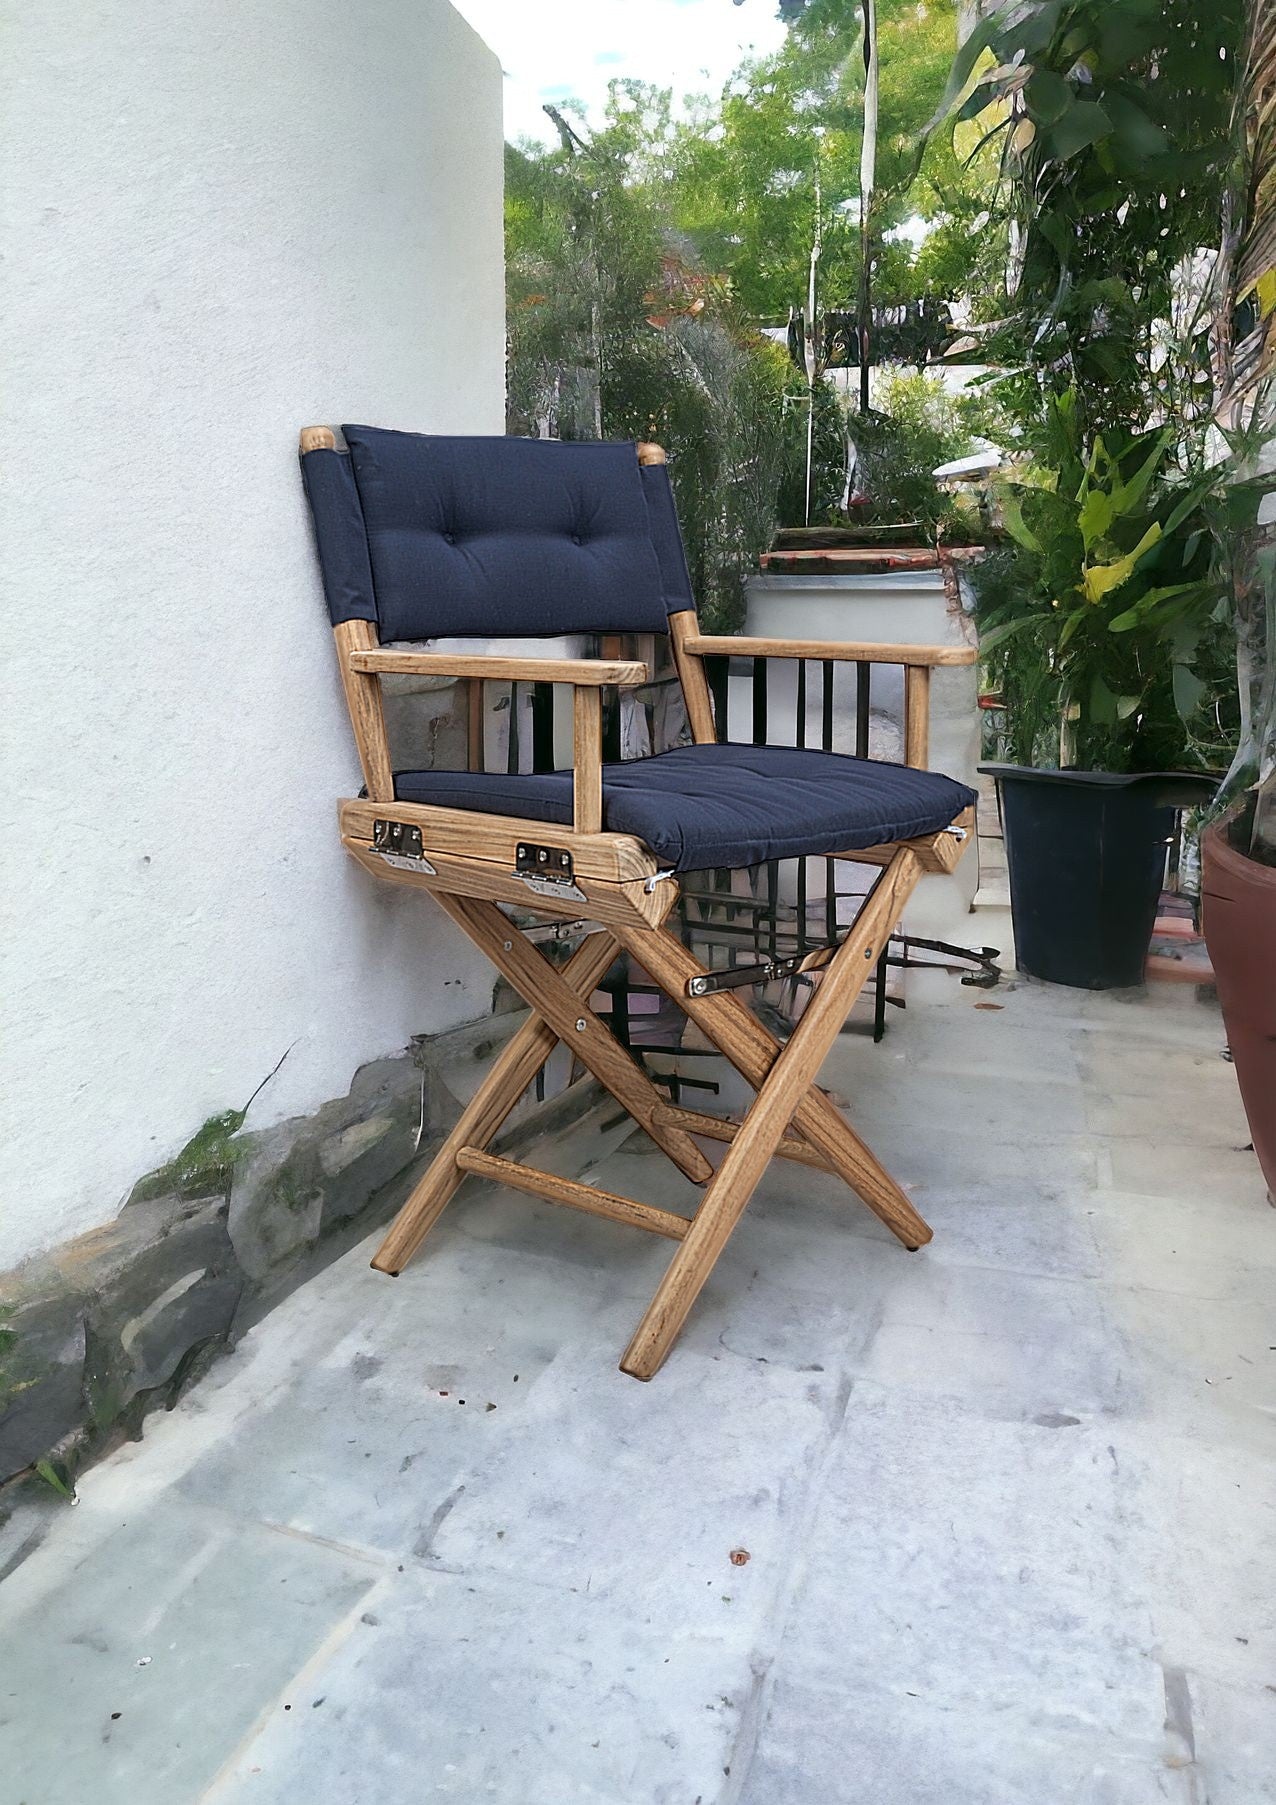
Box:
<box><xmin>1</xmin><ymin>963</ymin><xmax>1274</xmax><ymax>1804</ymax></box>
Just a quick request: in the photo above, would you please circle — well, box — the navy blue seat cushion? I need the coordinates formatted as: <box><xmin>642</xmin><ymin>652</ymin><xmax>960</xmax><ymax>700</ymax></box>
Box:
<box><xmin>393</xmin><ymin>744</ymin><xmax>977</xmax><ymax>873</ymax></box>
<box><xmin>338</xmin><ymin>427</ymin><xmax>673</xmax><ymax>641</ymax></box>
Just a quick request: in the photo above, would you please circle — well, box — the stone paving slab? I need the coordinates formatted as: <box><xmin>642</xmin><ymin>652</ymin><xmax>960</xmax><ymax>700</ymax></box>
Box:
<box><xmin>1</xmin><ymin>972</ymin><xmax>1273</xmax><ymax>1804</ymax></box>
<box><xmin>204</xmin><ymin>1569</ymin><xmax>751</xmax><ymax>1805</ymax></box>
<box><xmin>0</xmin><ymin>1501</ymin><xmax>378</xmax><ymax>1805</ymax></box>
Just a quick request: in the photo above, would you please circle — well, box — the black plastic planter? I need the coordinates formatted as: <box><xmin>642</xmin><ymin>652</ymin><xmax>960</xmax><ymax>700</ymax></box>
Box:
<box><xmin>980</xmin><ymin>766</ymin><xmax>1216</xmax><ymax>990</ymax></box>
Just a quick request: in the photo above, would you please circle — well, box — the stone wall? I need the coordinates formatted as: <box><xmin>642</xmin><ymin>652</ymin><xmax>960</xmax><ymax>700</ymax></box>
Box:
<box><xmin>0</xmin><ymin>1013</ymin><xmax>593</xmax><ymax>1504</ymax></box>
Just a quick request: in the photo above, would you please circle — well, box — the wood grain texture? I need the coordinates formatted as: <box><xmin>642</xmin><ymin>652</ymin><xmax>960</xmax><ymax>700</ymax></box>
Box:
<box><xmin>348</xmin><ymin>650</ymin><xmax>649</xmax><ymax>686</ymax></box>
<box><xmin>833</xmin><ymin>808</ymin><xmax>975</xmax><ymax>875</ymax></box>
<box><xmin>341</xmin><ymin>839</ymin><xmax>673</xmax><ymax>930</ymax></box>
<box><xmin>466</xmin><ymin>677</ymin><xmax>484</xmax><ymax>772</ymax></box>
<box><xmin>617</xmin><ymin>850</ymin><xmax>925</xmax><ymax>1378</ymax></box>
<box><xmin>668</xmin><ymin>610</ymin><xmax>718</xmax><ymax>744</ymax></box>
<box><xmin>299</xmin><ymin>425</ymin><xmax>337</xmax><ymax>453</ymax></box>
<box><xmin>904</xmin><ymin>664</ymin><xmax>931</xmax><ymax>769</ymax></box>
<box><xmin>338</xmin><ymin>798</ymin><xmax>659</xmax><ymax>884</ymax></box>
<box><xmin>372</xmin><ymin>930</ymin><xmax>622</xmax><ymax>1274</ymax></box>
<box><xmin>432</xmin><ymin>893</ymin><xmax>714</xmax><ymax>1185</ymax></box>
<box><xmin>636</xmin><ymin>441</ymin><xmax>667</xmax><ymax>466</ymax></box>
<box><xmin>613</xmin><ymin>870</ymin><xmax>932</xmax><ymax>1252</ymax></box>
<box><xmin>332</xmin><ymin>619</ymin><xmax>394</xmax><ymax>800</ymax></box>
<box><xmin>573</xmin><ymin>686</ymin><xmax>603</xmax><ymax>834</ymax></box>
<box><xmin>455</xmin><ymin>1148</ymin><xmax>690</xmax><ymax>1241</ymax></box>
<box><xmin>651</xmin><ymin>1104</ymin><xmax>834</xmax><ymax>1172</ymax></box>
<box><xmin>684</xmin><ymin>634</ymin><xmax>976</xmax><ymax>668</ymax></box>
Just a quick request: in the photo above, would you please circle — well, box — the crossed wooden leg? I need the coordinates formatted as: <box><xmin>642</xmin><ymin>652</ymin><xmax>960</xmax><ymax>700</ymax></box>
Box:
<box><xmin>372</xmin><ymin>893</ymin><xmax>713</xmax><ymax>1276</ymax></box>
<box><xmin>610</xmin><ymin>848</ymin><xmax>930</xmax><ymax>1378</ymax></box>
<box><xmin>373</xmin><ymin>848</ymin><xmax>929</xmax><ymax>1382</ymax></box>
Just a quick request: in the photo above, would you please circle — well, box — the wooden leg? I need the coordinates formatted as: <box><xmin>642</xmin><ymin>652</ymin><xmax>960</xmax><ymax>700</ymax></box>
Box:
<box><xmin>618</xmin><ymin>851</ymin><xmax>922</xmax><ymax>1379</ymax></box>
<box><xmin>431</xmin><ymin>894</ymin><xmax>714</xmax><ymax>1184</ymax></box>
<box><xmin>372</xmin><ymin>928</ymin><xmax>620</xmax><ymax>1274</ymax></box>
<box><xmin>616</xmin><ymin>898</ymin><xmax>932</xmax><ymax>1254</ymax></box>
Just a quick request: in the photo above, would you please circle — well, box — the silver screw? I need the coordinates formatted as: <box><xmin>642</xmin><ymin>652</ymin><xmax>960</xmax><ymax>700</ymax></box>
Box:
<box><xmin>503</xmin><ymin>940</ymin><xmax>512</xmax><ymax>951</ymax></box>
<box><xmin>575</xmin><ymin>1018</ymin><xmax>587</xmax><ymax>1032</ymax></box>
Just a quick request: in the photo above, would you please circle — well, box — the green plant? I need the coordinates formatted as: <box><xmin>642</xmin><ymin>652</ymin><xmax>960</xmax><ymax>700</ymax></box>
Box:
<box><xmin>126</xmin><ymin>1047</ymin><xmax>290</xmax><ymax>1205</ymax></box>
<box><xmin>973</xmin><ymin>387</ymin><xmax>1233</xmax><ymax>771</ymax></box>
<box><xmin>846</xmin><ymin>369</ymin><xmax>1001</xmax><ymax>533</ymax></box>
<box><xmin>506</xmin><ymin>94</ymin><xmax>838</xmax><ymax>628</ymax></box>
<box><xmin>926</xmin><ymin>1</ymin><xmax>1253</xmax><ymax>772</ymax></box>
<box><xmin>1209</xmin><ymin>0</ymin><xmax>1276</xmax><ymax>860</ymax></box>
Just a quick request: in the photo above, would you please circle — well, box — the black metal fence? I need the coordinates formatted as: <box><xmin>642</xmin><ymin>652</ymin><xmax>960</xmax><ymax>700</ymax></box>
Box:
<box><xmin>489</xmin><ymin>646</ymin><xmax>997</xmax><ymax>1103</ymax></box>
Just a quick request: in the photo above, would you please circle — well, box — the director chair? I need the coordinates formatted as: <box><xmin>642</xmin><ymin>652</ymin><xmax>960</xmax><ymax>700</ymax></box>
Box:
<box><xmin>301</xmin><ymin>425</ymin><xmax>977</xmax><ymax>1379</ymax></box>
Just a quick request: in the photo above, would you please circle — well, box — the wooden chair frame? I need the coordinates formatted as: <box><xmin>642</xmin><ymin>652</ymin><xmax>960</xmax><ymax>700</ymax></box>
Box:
<box><xmin>303</xmin><ymin>428</ymin><xmax>976</xmax><ymax>1379</ymax></box>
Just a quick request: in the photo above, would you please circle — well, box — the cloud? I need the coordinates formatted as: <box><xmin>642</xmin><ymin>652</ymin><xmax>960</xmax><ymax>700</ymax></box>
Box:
<box><xmin>450</xmin><ymin>0</ymin><xmax>788</xmax><ymax>145</ymax></box>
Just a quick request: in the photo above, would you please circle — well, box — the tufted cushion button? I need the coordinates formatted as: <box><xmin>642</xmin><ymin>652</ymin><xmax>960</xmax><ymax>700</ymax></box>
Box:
<box><xmin>443</xmin><ymin>531</ymin><xmax>456</xmax><ymax>544</ymax></box>
<box><xmin>571</xmin><ymin>533</ymin><xmax>582</xmax><ymax>545</ymax></box>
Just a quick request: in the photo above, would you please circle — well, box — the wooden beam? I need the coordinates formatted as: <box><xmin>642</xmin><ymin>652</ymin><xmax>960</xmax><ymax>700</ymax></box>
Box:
<box><xmin>372</xmin><ymin>930</ymin><xmax>622</xmax><ymax>1274</ymax></box>
<box><xmin>833</xmin><ymin>808</ymin><xmax>975</xmax><ymax>875</ymax></box>
<box><xmin>619</xmin><ymin>850</ymin><xmax>924</xmax><ymax>1379</ymax></box>
<box><xmin>652</xmin><ymin>1104</ymin><xmax>834</xmax><ymax>1173</ymax></box>
<box><xmin>338</xmin><ymin>797</ymin><xmax>659</xmax><ymax>884</ymax></box>
<box><xmin>342</xmin><ymin>840</ymin><xmax>672</xmax><ymax>930</ymax></box>
<box><xmin>683</xmin><ymin>635</ymin><xmax>976</xmax><ymax>668</ymax></box>
<box><xmin>348</xmin><ymin>650</ymin><xmax>649</xmax><ymax>686</ymax></box>
<box><xmin>613</xmin><ymin>900</ymin><xmax>931</xmax><ymax>1255</ymax></box>
<box><xmin>432</xmin><ymin>894</ymin><xmax>714</xmax><ymax>1185</ymax></box>
<box><xmin>904</xmin><ymin>664</ymin><xmax>931</xmax><ymax>769</ymax></box>
<box><xmin>669</xmin><ymin>610</ymin><xmax>718</xmax><ymax>744</ymax></box>
<box><xmin>332</xmin><ymin>619</ymin><xmax>394</xmax><ymax>801</ymax></box>
<box><xmin>455</xmin><ymin>1147</ymin><xmax>690</xmax><ymax>1241</ymax></box>
<box><xmin>573</xmin><ymin>686</ymin><xmax>603</xmax><ymax>834</ymax></box>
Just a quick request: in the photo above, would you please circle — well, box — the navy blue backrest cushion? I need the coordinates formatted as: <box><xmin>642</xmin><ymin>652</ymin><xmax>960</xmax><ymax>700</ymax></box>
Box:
<box><xmin>639</xmin><ymin>461</ymin><xmax>696</xmax><ymax>615</ymax></box>
<box><xmin>301</xmin><ymin>444</ymin><xmax>378</xmax><ymax>627</ymax></box>
<box><xmin>333</xmin><ymin>426</ymin><xmax>674</xmax><ymax>640</ymax></box>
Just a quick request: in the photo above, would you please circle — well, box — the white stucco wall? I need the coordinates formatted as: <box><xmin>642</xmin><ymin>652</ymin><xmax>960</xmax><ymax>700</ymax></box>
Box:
<box><xmin>0</xmin><ymin>1</ymin><xmax>505</xmax><ymax>1269</ymax></box>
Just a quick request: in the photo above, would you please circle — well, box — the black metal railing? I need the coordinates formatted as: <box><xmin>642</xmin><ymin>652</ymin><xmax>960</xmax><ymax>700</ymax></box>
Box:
<box><xmin>472</xmin><ymin>645</ymin><xmax>997</xmax><ymax>1098</ymax></box>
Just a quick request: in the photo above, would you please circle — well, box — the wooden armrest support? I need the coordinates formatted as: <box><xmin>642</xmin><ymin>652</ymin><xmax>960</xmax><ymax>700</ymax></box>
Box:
<box><xmin>682</xmin><ymin>635</ymin><xmax>976</xmax><ymax>669</ymax></box>
<box><xmin>347</xmin><ymin>650</ymin><xmax>650</xmax><ymax>686</ymax></box>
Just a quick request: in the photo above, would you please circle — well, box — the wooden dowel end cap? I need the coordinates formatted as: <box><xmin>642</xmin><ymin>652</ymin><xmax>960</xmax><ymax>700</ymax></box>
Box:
<box><xmin>300</xmin><ymin>425</ymin><xmax>337</xmax><ymax>454</ymax></box>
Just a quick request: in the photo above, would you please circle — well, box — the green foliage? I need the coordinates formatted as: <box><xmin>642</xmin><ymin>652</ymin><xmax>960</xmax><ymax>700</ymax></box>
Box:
<box><xmin>930</xmin><ymin>0</ymin><xmax>1245</xmax><ymax>431</ymax></box>
<box><xmin>506</xmin><ymin>95</ymin><xmax>835</xmax><ymax>629</ymax></box>
<box><xmin>847</xmin><ymin>370</ymin><xmax>996</xmax><ymax>532</ymax></box>
<box><xmin>670</xmin><ymin>0</ymin><xmax>997</xmax><ymax>321</ymax></box>
<box><xmin>925</xmin><ymin>1</ymin><xmax>1252</xmax><ymax>771</ymax></box>
<box><xmin>971</xmin><ymin>387</ymin><xmax>1237</xmax><ymax>771</ymax></box>
<box><xmin>127</xmin><ymin>1109</ymin><xmax>249</xmax><ymax>1205</ymax></box>
<box><xmin>126</xmin><ymin>1049</ymin><xmax>290</xmax><ymax>1205</ymax></box>
<box><xmin>34</xmin><ymin>1458</ymin><xmax>73</xmax><ymax>1500</ymax></box>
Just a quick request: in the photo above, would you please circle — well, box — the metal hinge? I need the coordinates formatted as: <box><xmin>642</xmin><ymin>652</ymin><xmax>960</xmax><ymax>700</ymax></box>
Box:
<box><xmin>687</xmin><ymin>948</ymin><xmax>828</xmax><ymax>998</ymax></box>
<box><xmin>514</xmin><ymin>841</ymin><xmax>587</xmax><ymax>904</ymax></box>
<box><xmin>371</xmin><ymin>818</ymin><xmax>437</xmax><ymax>874</ymax></box>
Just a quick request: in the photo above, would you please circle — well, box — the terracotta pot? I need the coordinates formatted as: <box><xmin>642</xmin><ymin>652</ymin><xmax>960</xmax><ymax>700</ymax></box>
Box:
<box><xmin>1201</xmin><ymin>815</ymin><xmax>1276</xmax><ymax>1199</ymax></box>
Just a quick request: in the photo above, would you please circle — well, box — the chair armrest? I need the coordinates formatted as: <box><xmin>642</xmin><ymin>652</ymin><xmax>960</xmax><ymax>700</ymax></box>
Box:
<box><xmin>346</xmin><ymin>650</ymin><xmax>650</xmax><ymax>686</ymax></box>
<box><xmin>682</xmin><ymin>635</ymin><xmax>975</xmax><ymax>668</ymax></box>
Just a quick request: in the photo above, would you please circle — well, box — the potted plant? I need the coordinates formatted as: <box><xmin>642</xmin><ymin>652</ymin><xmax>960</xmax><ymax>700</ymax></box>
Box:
<box><xmin>925</xmin><ymin>0</ymin><xmax>1249</xmax><ymax>985</ymax></box>
<box><xmin>976</xmin><ymin>388</ymin><xmax>1225</xmax><ymax>984</ymax></box>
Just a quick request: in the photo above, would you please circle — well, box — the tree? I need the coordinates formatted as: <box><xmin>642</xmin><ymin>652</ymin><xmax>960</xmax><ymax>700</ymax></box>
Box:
<box><xmin>505</xmin><ymin>92</ymin><xmax>821</xmax><ymax>629</ymax></box>
<box><xmin>668</xmin><ymin>0</ymin><xmax>998</xmax><ymax>322</ymax></box>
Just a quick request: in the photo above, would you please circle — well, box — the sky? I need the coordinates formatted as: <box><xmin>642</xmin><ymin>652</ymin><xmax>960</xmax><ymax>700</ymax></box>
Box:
<box><xmin>450</xmin><ymin>0</ymin><xmax>789</xmax><ymax>146</ymax></box>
